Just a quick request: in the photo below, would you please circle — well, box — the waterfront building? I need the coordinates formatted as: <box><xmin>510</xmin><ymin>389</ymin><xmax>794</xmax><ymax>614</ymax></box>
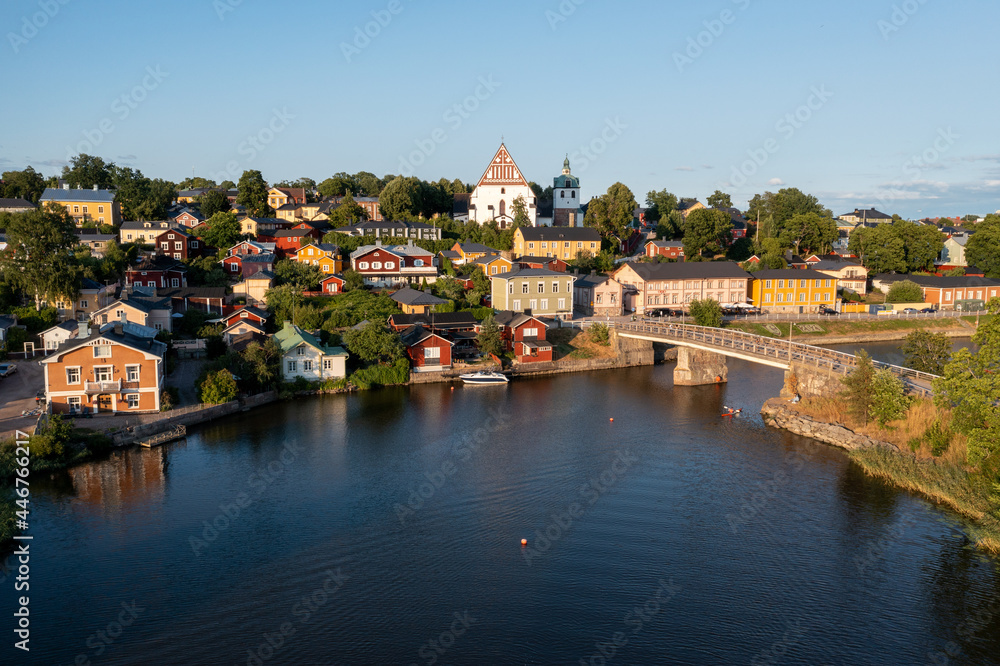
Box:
<box><xmin>490</xmin><ymin>268</ymin><xmax>574</xmax><ymax>319</ymax></box>
<box><xmin>275</xmin><ymin>321</ymin><xmax>348</xmax><ymax>381</ymax></box>
<box><xmin>400</xmin><ymin>325</ymin><xmax>454</xmax><ymax>372</ymax></box>
<box><xmin>494</xmin><ymin>311</ymin><xmax>553</xmax><ymax>363</ymax></box>
<box><xmin>611</xmin><ymin>261</ymin><xmax>752</xmax><ymax>314</ymax></box>
<box><xmin>573</xmin><ymin>272</ymin><xmax>625</xmax><ymax>317</ymax></box>
<box><xmin>319</xmin><ymin>274</ymin><xmax>345</xmax><ymax>295</ymax></box>
<box><xmin>750</xmin><ymin>269</ymin><xmax>837</xmax><ymax>313</ymax></box>
<box><xmin>871</xmin><ymin>274</ymin><xmax>1000</xmax><ymax>309</ymax></box>
<box><xmin>41</xmin><ymin>318</ymin><xmax>166</xmax><ymax>415</ymax></box>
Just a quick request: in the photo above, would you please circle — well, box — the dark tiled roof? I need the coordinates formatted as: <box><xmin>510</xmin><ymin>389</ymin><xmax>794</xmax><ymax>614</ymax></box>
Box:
<box><xmin>40</xmin><ymin>188</ymin><xmax>115</xmax><ymax>203</ymax></box>
<box><xmin>400</xmin><ymin>324</ymin><xmax>451</xmax><ymax>347</ymax></box>
<box><xmin>751</xmin><ymin>268</ymin><xmax>841</xmax><ymax>281</ymax></box>
<box><xmin>390</xmin><ymin>288</ymin><xmax>447</xmax><ymax>306</ymax></box>
<box><xmin>494</xmin><ymin>310</ymin><xmax>545</xmax><ymax>328</ymax></box>
<box><xmin>493</xmin><ymin>267</ymin><xmax>567</xmax><ymax>279</ymax></box>
<box><xmin>0</xmin><ymin>198</ymin><xmax>35</xmax><ymax>209</ymax></box>
<box><xmin>389</xmin><ymin>312</ymin><xmax>479</xmax><ymax>329</ymax></box>
<box><xmin>453</xmin><ymin>193</ymin><xmax>471</xmax><ymax>216</ymax></box>
<box><xmin>620</xmin><ymin>261</ymin><xmax>751</xmax><ymax>281</ymax></box>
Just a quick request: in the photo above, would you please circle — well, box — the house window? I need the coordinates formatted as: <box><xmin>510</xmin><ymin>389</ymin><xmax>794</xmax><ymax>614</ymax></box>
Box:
<box><xmin>303</xmin><ymin>360</ymin><xmax>313</xmax><ymax>371</ymax></box>
<box><xmin>323</xmin><ymin>359</ymin><xmax>333</xmax><ymax>370</ymax></box>
<box><xmin>359</xmin><ymin>262</ymin><xmax>369</xmax><ymax>270</ymax></box>
<box><xmin>99</xmin><ymin>206</ymin><xmax>104</xmax><ymax>213</ymax></box>
<box><xmin>66</xmin><ymin>367</ymin><xmax>81</xmax><ymax>384</ymax></box>
<box><xmin>513</xmin><ymin>300</ymin><xmax>521</xmax><ymax>310</ymax></box>
<box><xmin>74</xmin><ymin>206</ymin><xmax>79</xmax><ymax>213</ymax></box>
<box><xmin>126</xmin><ymin>394</ymin><xmax>140</xmax><ymax>409</ymax></box>
<box><xmin>560</xmin><ymin>191</ymin><xmax>565</xmax><ymax>199</ymax></box>
<box><xmin>126</xmin><ymin>233</ymin><xmax>133</xmax><ymax>240</ymax></box>
<box><xmin>778</xmin><ymin>280</ymin><xmax>784</xmax><ymax>288</ymax></box>
<box><xmin>528</xmin><ymin>242</ymin><xmax>535</xmax><ymax>250</ymax></box>
<box><xmin>552</xmin><ymin>282</ymin><xmax>559</xmax><ymax>293</ymax></box>
<box><xmin>765</xmin><ymin>293</ymin><xmax>772</xmax><ymax>303</ymax></box>
<box><xmin>558</xmin><ymin>298</ymin><xmax>566</xmax><ymax>310</ymax></box>
<box><xmin>814</xmin><ymin>293</ymin><xmax>820</xmax><ymax>301</ymax></box>
<box><xmin>524</xmin><ymin>327</ymin><xmax>538</xmax><ymax>338</ymax></box>
<box><xmin>385</xmin><ymin>262</ymin><xmax>395</xmax><ymax>269</ymax></box>
<box><xmin>171</xmin><ymin>278</ymin><xmax>180</xmax><ymax>288</ymax></box>
<box><xmin>596</xmin><ymin>294</ymin><xmax>603</xmax><ymax>304</ymax></box>
<box><xmin>174</xmin><ymin>242</ymin><xmax>183</xmax><ymax>250</ymax></box>
<box><xmin>414</xmin><ymin>259</ymin><xmax>425</xmax><ymax>267</ymax></box>
<box><xmin>287</xmin><ymin>360</ymin><xmax>297</xmax><ymax>373</ymax></box>
<box><xmin>296</xmin><ymin>347</ymin><xmax>305</xmax><ymax>356</ymax></box>
<box><xmin>522</xmin><ymin>283</ymin><xmax>529</xmax><ymax>294</ymax></box>
<box><xmin>776</xmin><ymin>293</ymin><xmax>783</xmax><ymax>303</ymax></box>
<box><xmin>174</xmin><ymin>253</ymin><xmax>182</xmax><ymax>260</ymax></box>
<box><xmin>540</xmin><ymin>299</ymin><xmax>548</xmax><ymax>310</ymax></box>
<box><xmin>153</xmin><ymin>323</ymin><xmax>162</xmax><ymax>331</ymax></box>
<box><xmin>529</xmin><ymin>299</ymin><xmax>537</xmax><ymax>311</ymax></box>
<box><xmin>800</xmin><ymin>279</ymin><xmax>807</xmax><ymax>288</ymax></box>
<box><xmin>424</xmin><ymin>347</ymin><xmax>440</xmax><ymax>360</ymax></box>
<box><xmin>80</xmin><ymin>300</ymin><xmax>88</xmax><ymax>309</ymax></box>
<box><xmin>824</xmin><ymin>279</ymin><xmax>831</xmax><ymax>287</ymax></box>
<box><xmin>372</xmin><ymin>262</ymin><xmax>382</xmax><ymax>270</ymax></box>
<box><xmin>799</xmin><ymin>293</ymin><xmax>806</xmax><ymax>302</ymax></box>
<box><xmin>126</xmin><ymin>365</ymin><xmax>140</xmax><ymax>382</ymax></box>
<box><xmin>93</xmin><ymin>345</ymin><xmax>111</xmax><ymax>358</ymax></box>
<box><xmin>508</xmin><ymin>283</ymin><xmax>514</xmax><ymax>294</ymax></box>
<box><xmin>94</xmin><ymin>366</ymin><xmax>112</xmax><ymax>382</ymax></box>
<box><xmin>67</xmin><ymin>396</ymin><xmax>82</xmax><ymax>412</ymax></box>
<box><xmin>538</xmin><ymin>283</ymin><xmax>544</xmax><ymax>293</ymax></box>
<box><xmin>590</xmin><ymin>243</ymin><xmax>596</xmax><ymax>249</ymax></box>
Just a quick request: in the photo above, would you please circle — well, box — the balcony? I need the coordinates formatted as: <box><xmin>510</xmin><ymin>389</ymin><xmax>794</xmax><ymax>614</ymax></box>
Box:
<box><xmin>85</xmin><ymin>379</ymin><xmax>122</xmax><ymax>394</ymax></box>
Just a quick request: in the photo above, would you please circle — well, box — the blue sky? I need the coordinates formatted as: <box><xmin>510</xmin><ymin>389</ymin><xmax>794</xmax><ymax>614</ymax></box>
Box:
<box><xmin>1</xmin><ymin>0</ymin><xmax>997</xmax><ymax>218</ymax></box>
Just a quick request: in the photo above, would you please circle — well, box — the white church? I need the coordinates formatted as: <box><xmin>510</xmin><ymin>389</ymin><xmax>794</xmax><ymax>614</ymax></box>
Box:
<box><xmin>457</xmin><ymin>143</ymin><xmax>584</xmax><ymax>228</ymax></box>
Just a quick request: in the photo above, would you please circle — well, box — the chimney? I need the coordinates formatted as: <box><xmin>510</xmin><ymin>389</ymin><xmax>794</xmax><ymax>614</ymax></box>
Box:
<box><xmin>119</xmin><ymin>310</ymin><xmax>128</xmax><ymax>325</ymax></box>
<box><xmin>62</xmin><ymin>182</ymin><xmax>69</xmax><ymax>190</ymax></box>
<box><xmin>408</xmin><ymin>239</ymin><xmax>414</xmax><ymax>247</ymax></box>
<box><xmin>93</xmin><ymin>184</ymin><xmax>98</xmax><ymax>191</ymax></box>
<box><xmin>784</xmin><ymin>249</ymin><xmax>792</xmax><ymax>261</ymax></box>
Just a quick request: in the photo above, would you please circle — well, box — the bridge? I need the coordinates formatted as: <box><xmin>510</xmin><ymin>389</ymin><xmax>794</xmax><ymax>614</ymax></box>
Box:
<box><xmin>614</xmin><ymin>321</ymin><xmax>937</xmax><ymax>397</ymax></box>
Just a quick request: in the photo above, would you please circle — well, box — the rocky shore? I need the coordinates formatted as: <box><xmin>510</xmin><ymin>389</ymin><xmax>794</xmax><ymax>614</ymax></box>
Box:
<box><xmin>760</xmin><ymin>398</ymin><xmax>899</xmax><ymax>452</ymax></box>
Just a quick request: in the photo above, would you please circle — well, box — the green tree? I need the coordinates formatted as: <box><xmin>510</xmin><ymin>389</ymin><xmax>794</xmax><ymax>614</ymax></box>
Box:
<box><xmin>688</xmin><ymin>298</ymin><xmax>723</xmax><ymax>327</ymax></box>
<box><xmin>584</xmin><ymin>182</ymin><xmax>637</xmax><ymax>249</ymax></box>
<box><xmin>933</xmin><ymin>298</ymin><xmax>1000</xmax><ymax>463</ymax></box>
<box><xmin>886</xmin><ymin>280</ymin><xmax>924</xmax><ymax>303</ymax></box>
<box><xmin>589</xmin><ymin>322</ymin><xmax>610</xmax><ymax>345</ymax></box>
<box><xmin>379</xmin><ymin>176</ymin><xmax>424</xmax><ymax>220</ymax></box>
<box><xmin>237</xmin><ymin>339</ymin><xmax>282</xmax><ymax>392</ymax></box>
<box><xmin>200</xmin><ymin>369</ymin><xmax>239</xmax><ymax>404</ymax></box>
<box><xmin>841</xmin><ymin>350</ymin><xmax>877</xmax><ymax>426</ymax></box>
<box><xmin>1</xmin><ymin>166</ymin><xmax>46</xmax><ymax>202</ymax></box>
<box><xmin>848</xmin><ymin>225</ymin><xmax>906</xmax><ymax>274</ymax></box>
<box><xmin>111</xmin><ymin>166</ymin><xmax>175</xmax><ymax>220</ymax></box>
<box><xmin>342</xmin><ymin>321</ymin><xmax>404</xmax><ymax>363</ymax></box>
<box><xmin>683</xmin><ymin>208</ymin><xmax>732</xmax><ymax>260</ymax></box>
<box><xmin>469</xmin><ymin>266</ymin><xmax>491</xmax><ymax>304</ymax></box>
<box><xmin>61</xmin><ymin>154</ymin><xmax>115</xmax><ymax>189</ymax></box>
<box><xmin>327</xmin><ymin>192</ymin><xmax>370</xmax><ymax>227</ymax></box>
<box><xmin>177</xmin><ymin>176</ymin><xmax>217</xmax><ymax>190</ymax></box>
<box><xmin>317</xmin><ymin>173</ymin><xmax>358</xmax><ymax>198</ymax></box>
<box><xmin>265</xmin><ymin>284</ymin><xmax>303</xmax><ymax>323</ymax></box>
<box><xmin>706</xmin><ymin>190</ymin><xmax>733</xmax><ymax>210</ymax></box>
<box><xmin>343</xmin><ymin>269</ymin><xmax>365</xmax><ymax>292</ymax></box>
<box><xmin>236</xmin><ymin>170</ymin><xmax>272</xmax><ymax>218</ymax></box>
<box><xmin>0</xmin><ymin>207</ymin><xmax>79</xmax><ymax>309</ymax></box>
<box><xmin>869</xmin><ymin>369</ymin><xmax>910</xmax><ymax>425</ymax></box>
<box><xmin>747</xmin><ymin>188</ymin><xmax>831</xmax><ymax>233</ymax></box>
<box><xmin>511</xmin><ymin>195</ymin><xmax>531</xmax><ymax>228</ymax></box>
<box><xmin>965</xmin><ymin>215</ymin><xmax>1000</xmax><ymax>278</ymax></box>
<box><xmin>645</xmin><ymin>189</ymin><xmax>678</xmax><ymax>224</ymax></box>
<box><xmin>197</xmin><ymin>211</ymin><xmax>242</xmax><ymax>250</ymax></box>
<box><xmin>273</xmin><ymin>258</ymin><xmax>323</xmax><ymax>290</ymax></box>
<box><xmin>900</xmin><ymin>330</ymin><xmax>951</xmax><ymax>375</ymax></box>
<box><xmin>780</xmin><ymin>212</ymin><xmax>837</xmax><ymax>256</ymax></box>
<box><xmin>476</xmin><ymin>313</ymin><xmax>504</xmax><ymax>357</ymax></box>
<box><xmin>199</xmin><ymin>189</ymin><xmax>231</xmax><ymax>218</ymax></box>
<box><xmin>897</xmin><ymin>220</ymin><xmax>944</xmax><ymax>272</ymax></box>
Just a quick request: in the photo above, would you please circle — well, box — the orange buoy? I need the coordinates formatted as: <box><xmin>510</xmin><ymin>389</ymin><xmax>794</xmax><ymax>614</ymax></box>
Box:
<box><xmin>521</xmin><ymin>539</ymin><xmax>527</xmax><ymax>546</ymax></box>
<box><xmin>450</xmin><ymin>386</ymin><xmax>455</xmax><ymax>391</ymax></box>
<box><xmin>610</xmin><ymin>418</ymin><xmax>614</xmax><ymax>422</ymax></box>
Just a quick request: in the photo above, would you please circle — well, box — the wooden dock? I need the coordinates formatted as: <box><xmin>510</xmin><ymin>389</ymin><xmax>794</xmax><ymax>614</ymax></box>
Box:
<box><xmin>139</xmin><ymin>424</ymin><xmax>186</xmax><ymax>448</ymax></box>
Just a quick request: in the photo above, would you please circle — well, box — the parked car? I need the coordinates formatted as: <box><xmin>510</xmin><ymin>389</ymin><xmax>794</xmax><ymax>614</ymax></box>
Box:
<box><xmin>819</xmin><ymin>307</ymin><xmax>839</xmax><ymax>316</ymax></box>
<box><xmin>901</xmin><ymin>308</ymin><xmax>919</xmax><ymax>314</ymax></box>
<box><xmin>646</xmin><ymin>308</ymin><xmax>672</xmax><ymax>318</ymax></box>
<box><xmin>0</xmin><ymin>363</ymin><xmax>17</xmax><ymax>378</ymax></box>
<box><xmin>919</xmin><ymin>307</ymin><xmax>936</xmax><ymax>313</ymax></box>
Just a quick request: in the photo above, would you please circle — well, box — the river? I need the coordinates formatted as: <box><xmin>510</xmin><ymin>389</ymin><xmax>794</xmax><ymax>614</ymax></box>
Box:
<box><xmin>4</xmin><ymin>340</ymin><xmax>999</xmax><ymax>665</ymax></box>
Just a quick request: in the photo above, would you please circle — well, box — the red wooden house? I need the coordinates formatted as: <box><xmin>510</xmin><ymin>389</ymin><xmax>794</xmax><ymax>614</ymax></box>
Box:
<box><xmin>222</xmin><ymin>253</ymin><xmax>275</xmax><ymax>279</ymax></box>
<box><xmin>220</xmin><ymin>305</ymin><xmax>270</xmax><ymax>328</ymax></box>
<box><xmin>272</xmin><ymin>228</ymin><xmax>320</xmax><ymax>257</ymax></box>
<box><xmin>125</xmin><ymin>256</ymin><xmax>188</xmax><ymax>291</ymax></box>
<box><xmin>644</xmin><ymin>240</ymin><xmax>685</xmax><ymax>260</ymax></box>
<box><xmin>400</xmin><ymin>325</ymin><xmax>453</xmax><ymax>372</ymax></box>
<box><xmin>515</xmin><ymin>256</ymin><xmax>569</xmax><ymax>272</ymax></box>
<box><xmin>155</xmin><ymin>228</ymin><xmax>203</xmax><ymax>261</ymax></box>
<box><xmin>320</xmin><ymin>274</ymin><xmax>346</xmax><ymax>295</ymax></box>
<box><xmin>493</xmin><ymin>311</ymin><xmax>552</xmax><ymax>363</ymax></box>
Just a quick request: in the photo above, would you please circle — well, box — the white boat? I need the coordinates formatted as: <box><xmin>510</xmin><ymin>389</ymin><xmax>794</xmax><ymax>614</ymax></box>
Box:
<box><xmin>459</xmin><ymin>371</ymin><xmax>509</xmax><ymax>385</ymax></box>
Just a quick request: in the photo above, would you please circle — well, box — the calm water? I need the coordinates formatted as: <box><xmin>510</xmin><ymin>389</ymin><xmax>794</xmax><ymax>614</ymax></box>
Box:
<box><xmin>4</xmin><ymin>344</ymin><xmax>1000</xmax><ymax>665</ymax></box>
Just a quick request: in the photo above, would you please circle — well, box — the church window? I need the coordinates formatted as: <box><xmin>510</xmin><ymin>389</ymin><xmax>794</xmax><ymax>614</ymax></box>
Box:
<box><xmin>560</xmin><ymin>191</ymin><xmax>565</xmax><ymax>198</ymax></box>
<box><xmin>501</xmin><ymin>188</ymin><xmax>505</xmax><ymax>194</ymax></box>
<box><xmin>572</xmin><ymin>191</ymin><xmax>576</xmax><ymax>198</ymax></box>
<box><xmin>499</xmin><ymin>200</ymin><xmax>506</xmax><ymax>216</ymax></box>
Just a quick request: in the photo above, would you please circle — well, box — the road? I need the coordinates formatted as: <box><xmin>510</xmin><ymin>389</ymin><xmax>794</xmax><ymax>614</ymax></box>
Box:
<box><xmin>0</xmin><ymin>358</ymin><xmax>45</xmax><ymax>440</ymax></box>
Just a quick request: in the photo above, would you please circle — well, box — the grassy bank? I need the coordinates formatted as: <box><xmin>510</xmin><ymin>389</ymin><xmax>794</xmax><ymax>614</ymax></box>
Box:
<box><xmin>849</xmin><ymin>447</ymin><xmax>1000</xmax><ymax>554</ymax></box>
<box><xmin>791</xmin><ymin>395</ymin><xmax>1000</xmax><ymax>554</ymax></box>
<box><xmin>731</xmin><ymin>317</ymin><xmax>968</xmax><ymax>341</ymax></box>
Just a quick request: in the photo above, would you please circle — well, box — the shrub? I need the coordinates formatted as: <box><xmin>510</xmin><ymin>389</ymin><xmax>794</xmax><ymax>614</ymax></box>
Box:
<box><xmin>886</xmin><ymin>280</ymin><xmax>924</xmax><ymax>304</ymax></box>
<box><xmin>869</xmin><ymin>369</ymin><xmax>910</xmax><ymax>426</ymax></box>
<box><xmin>350</xmin><ymin>358</ymin><xmax>410</xmax><ymax>389</ymax></box>
<box><xmin>200</xmin><ymin>369</ymin><xmax>239</xmax><ymax>404</ymax></box>
<box><xmin>924</xmin><ymin>420</ymin><xmax>951</xmax><ymax>457</ymax></box>
<box><xmin>161</xmin><ymin>386</ymin><xmax>180</xmax><ymax>411</ymax></box>
<box><xmin>689</xmin><ymin>298</ymin><xmax>723</xmax><ymax>328</ymax></box>
<box><xmin>589</xmin><ymin>322</ymin><xmax>610</xmax><ymax>345</ymax></box>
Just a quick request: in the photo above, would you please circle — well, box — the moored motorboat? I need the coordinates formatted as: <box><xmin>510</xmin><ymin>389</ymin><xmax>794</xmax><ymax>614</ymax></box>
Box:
<box><xmin>459</xmin><ymin>371</ymin><xmax>509</xmax><ymax>385</ymax></box>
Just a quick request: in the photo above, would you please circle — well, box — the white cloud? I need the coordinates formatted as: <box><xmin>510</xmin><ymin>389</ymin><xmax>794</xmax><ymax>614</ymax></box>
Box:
<box><xmin>767</xmin><ymin>178</ymin><xmax>784</xmax><ymax>186</ymax></box>
<box><xmin>675</xmin><ymin>166</ymin><xmax>694</xmax><ymax>172</ymax></box>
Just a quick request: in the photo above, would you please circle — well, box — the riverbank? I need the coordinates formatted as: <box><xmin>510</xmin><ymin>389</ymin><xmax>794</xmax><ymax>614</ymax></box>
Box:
<box><xmin>762</xmin><ymin>398</ymin><xmax>1000</xmax><ymax>555</ymax></box>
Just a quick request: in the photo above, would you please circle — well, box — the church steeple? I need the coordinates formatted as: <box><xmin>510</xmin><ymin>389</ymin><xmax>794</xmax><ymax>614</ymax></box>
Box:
<box><xmin>562</xmin><ymin>155</ymin><xmax>571</xmax><ymax>175</ymax></box>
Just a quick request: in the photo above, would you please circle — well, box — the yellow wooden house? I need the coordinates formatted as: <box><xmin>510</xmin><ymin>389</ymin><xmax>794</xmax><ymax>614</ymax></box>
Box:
<box><xmin>294</xmin><ymin>243</ymin><xmax>343</xmax><ymax>274</ymax></box>
<box><xmin>750</xmin><ymin>269</ymin><xmax>837</xmax><ymax>313</ymax></box>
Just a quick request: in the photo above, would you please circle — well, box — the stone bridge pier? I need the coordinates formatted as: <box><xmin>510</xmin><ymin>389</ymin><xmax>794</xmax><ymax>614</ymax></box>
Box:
<box><xmin>673</xmin><ymin>347</ymin><xmax>728</xmax><ymax>386</ymax></box>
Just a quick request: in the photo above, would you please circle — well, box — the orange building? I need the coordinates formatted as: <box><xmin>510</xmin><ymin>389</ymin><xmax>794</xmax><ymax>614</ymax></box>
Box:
<box><xmin>41</xmin><ymin>320</ymin><xmax>166</xmax><ymax>415</ymax></box>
